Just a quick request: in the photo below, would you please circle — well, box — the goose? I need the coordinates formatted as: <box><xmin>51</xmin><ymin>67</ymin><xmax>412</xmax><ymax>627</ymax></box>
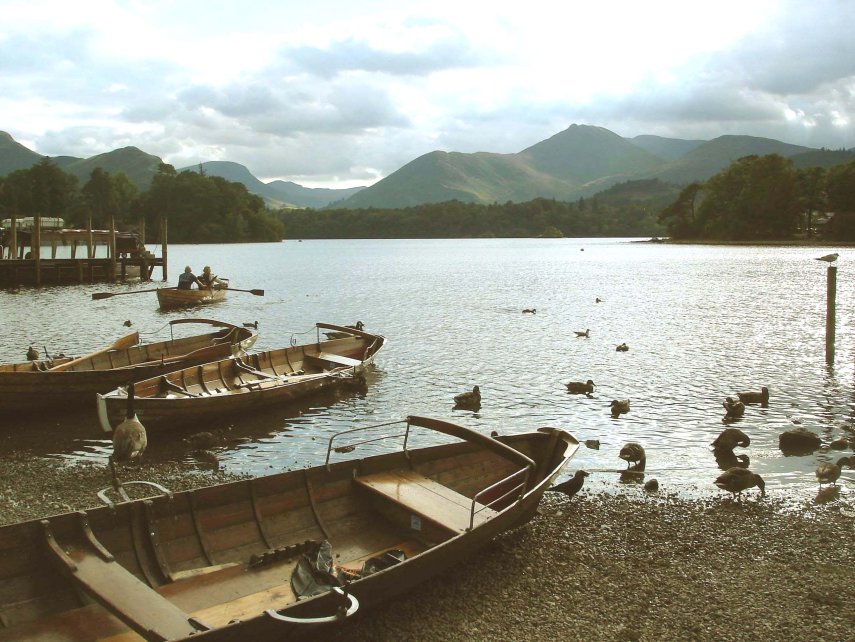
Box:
<box><xmin>619</xmin><ymin>442</ymin><xmax>646</xmax><ymax>470</ymax></box>
<box><xmin>547</xmin><ymin>470</ymin><xmax>589</xmax><ymax>499</ymax></box>
<box><xmin>574</xmin><ymin>329</ymin><xmax>590</xmax><ymax>338</ymax></box>
<box><xmin>566</xmin><ymin>379</ymin><xmax>595</xmax><ymax>394</ymax></box>
<box><xmin>815</xmin><ymin>456</ymin><xmax>851</xmax><ymax>487</ymax></box>
<box><xmin>723</xmin><ymin>397</ymin><xmax>745</xmax><ymax>419</ymax></box>
<box><xmin>737</xmin><ymin>386</ymin><xmax>769</xmax><ymax>406</ymax></box>
<box><xmin>111</xmin><ymin>384</ymin><xmax>147</xmax><ymax>469</ymax></box>
<box><xmin>347</xmin><ymin>321</ymin><xmax>365</xmax><ymax>331</ymax></box>
<box><xmin>610</xmin><ymin>399</ymin><xmax>630</xmax><ymax>417</ymax></box>
<box><xmin>711</xmin><ymin>428</ymin><xmax>750</xmax><ymax>451</ymax></box>
<box><xmin>453</xmin><ymin>386</ymin><xmax>481</xmax><ymax>410</ymax></box>
<box><xmin>615</xmin><ymin>343</ymin><xmax>629</xmax><ymax>352</ymax></box>
<box><xmin>714</xmin><ymin>467</ymin><xmax>765</xmax><ymax>500</ymax></box>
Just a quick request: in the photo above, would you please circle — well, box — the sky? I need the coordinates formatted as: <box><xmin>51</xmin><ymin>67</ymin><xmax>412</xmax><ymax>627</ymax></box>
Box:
<box><xmin>2</xmin><ymin>0</ymin><xmax>854</xmax><ymax>188</ymax></box>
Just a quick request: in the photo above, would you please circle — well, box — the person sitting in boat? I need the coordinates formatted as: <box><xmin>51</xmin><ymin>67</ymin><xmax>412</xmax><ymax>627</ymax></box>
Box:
<box><xmin>198</xmin><ymin>265</ymin><xmax>222</xmax><ymax>289</ymax></box>
<box><xmin>177</xmin><ymin>265</ymin><xmax>203</xmax><ymax>290</ymax></box>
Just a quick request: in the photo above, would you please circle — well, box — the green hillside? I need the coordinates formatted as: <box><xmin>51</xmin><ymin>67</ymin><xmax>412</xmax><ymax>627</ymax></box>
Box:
<box><xmin>629</xmin><ymin>135</ymin><xmax>706</xmax><ymax>160</ymax></box>
<box><xmin>62</xmin><ymin>147</ymin><xmax>163</xmax><ymax>190</ymax></box>
<box><xmin>0</xmin><ymin>131</ymin><xmax>43</xmax><ymax>175</ymax></box>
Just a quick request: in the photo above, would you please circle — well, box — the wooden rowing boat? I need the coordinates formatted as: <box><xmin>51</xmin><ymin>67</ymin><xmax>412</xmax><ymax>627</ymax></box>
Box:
<box><xmin>96</xmin><ymin>323</ymin><xmax>385</xmax><ymax>433</ymax></box>
<box><xmin>0</xmin><ymin>416</ymin><xmax>579</xmax><ymax>641</ymax></box>
<box><xmin>0</xmin><ymin>319</ymin><xmax>257</xmax><ymax>413</ymax></box>
<box><xmin>157</xmin><ymin>285</ymin><xmax>227</xmax><ymax>310</ymax></box>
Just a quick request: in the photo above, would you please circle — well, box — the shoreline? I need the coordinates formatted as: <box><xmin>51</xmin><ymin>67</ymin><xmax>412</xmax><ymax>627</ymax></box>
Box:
<box><xmin>2</xmin><ymin>458</ymin><xmax>852</xmax><ymax>641</ymax></box>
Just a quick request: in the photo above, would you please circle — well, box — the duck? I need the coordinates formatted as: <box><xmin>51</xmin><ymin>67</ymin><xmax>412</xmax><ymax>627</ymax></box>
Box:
<box><xmin>123</xmin><ymin>320</ymin><xmax>133</xmax><ymax>327</ymax></box>
<box><xmin>711</xmin><ymin>428</ymin><xmax>750</xmax><ymax>451</ymax></box>
<box><xmin>615</xmin><ymin>343</ymin><xmax>629</xmax><ymax>352</ymax></box>
<box><xmin>723</xmin><ymin>397</ymin><xmax>745</xmax><ymax>419</ymax></box>
<box><xmin>714</xmin><ymin>450</ymin><xmax>750</xmax><ymax>471</ymax></box>
<box><xmin>566</xmin><ymin>379</ymin><xmax>595</xmax><ymax>394</ymax></box>
<box><xmin>815</xmin><ymin>456</ymin><xmax>851</xmax><ymax>487</ymax></box>
<box><xmin>714</xmin><ymin>467</ymin><xmax>765</xmax><ymax>500</ymax></box>
<box><xmin>595</xmin><ymin>297</ymin><xmax>604</xmax><ymax>303</ymax></box>
<box><xmin>522</xmin><ymin>308</ymin><xmax>536</xmax><ymax>314</ymax></box>
<box><xmin>574</xmin><ymin>329</ymin><xmax>590</xmax><ymax>338</ymax></box>
<box><xmin>610</xmin><ymin>399</ymin><xmax>630</xmax><ymax>418</ymax></box>
<box><xmin>619</xmin><ymin>442</ymin><xmax>646</xmax><ymax>471</ymax></box>
<box><xmin>453</xmin><ymin>386</ymin><xmax>481</xmax><ymax>410</ymax></box>
<box><xmin>243</xmin><ymin>321</ymin><xmax>259</xmax><ymax>329</ymax></box>
<box><xmin>737</xmin><ymin>386</ymin><xmax>769</xmax><ymax>406</ymax></box>
<box><xmin>111</xmin><ymin>384</ymin><xmax>147</xmax><ymax>467</ymax></box>
<box><xmin>26</xmin><ymin>344</ymin><xmax>39</xmax><ymax>361</ymax></box>
<box><xmin>547</xmin><ymin>470</ymin><xmax>589</xmax><ymax>500</ymax></box>
<box><xmin>347</xmin><ymin>321</ymin><xmax>365</xmax><ymax>331</ymax></box>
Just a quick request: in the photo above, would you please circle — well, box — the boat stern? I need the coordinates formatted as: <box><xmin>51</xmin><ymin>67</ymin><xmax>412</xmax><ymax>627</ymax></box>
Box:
<box><xmin>96</xmin><ymin>392</ymin><xmax>116</xmax><ymax>433</ymax></box>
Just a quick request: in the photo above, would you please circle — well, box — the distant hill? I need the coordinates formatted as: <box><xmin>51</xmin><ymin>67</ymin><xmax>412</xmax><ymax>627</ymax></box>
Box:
<box><xmin>649</xmin><ymin>135</ymin><xmax>814</xmax><ymax>184</ymax></box>
<box><xmin>338</xmin><ymin>125</ymin><xmax>670</xmax><ymax>208</ymax></box>
<box><xmin>180</xmin><ymin>161</ymin><xmax>364</xmax><ymax>209</ymax></box>
<box><xmin>0</xmin><ymin>131</ymin><xmax>43</xmax><ymax>175</ymax></box>
<box><xmin>628</xmin><ymin>135</ymin><xmax>706</xmax><ymax>161</ymax></box>
<box><xmin>61</xmin><ymin>147</ymin><xmax>163</xmax><ymax>190</ymax></box>
<box><xmin>789</xmin><ymin>148</ymin><xmax>855</xmax><ymax>169</ymax></box>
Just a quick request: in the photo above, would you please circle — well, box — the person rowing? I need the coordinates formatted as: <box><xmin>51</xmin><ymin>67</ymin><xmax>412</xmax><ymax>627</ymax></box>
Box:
<box><xmin>198</xmin><ymin>265</ymin><xmax>223</xmax><ymax>289</ymax></box>
<box><xmin>177</xmin><ymin>265</ymin><xmax>204</xmax><ymax>290</ymax></box>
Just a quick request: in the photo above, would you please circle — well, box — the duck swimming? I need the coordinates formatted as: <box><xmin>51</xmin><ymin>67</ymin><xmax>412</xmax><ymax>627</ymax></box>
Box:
<box><xmin>815</xmin><ymin>456</ymin><xmax>851</xmax><ymax>487</ymax></box>
<box><xmin>714</xmin><ymin>467</ymin><xmax>765</xmax><ymax>500</ymax></box>
<box><xmin>723</xmin><ymin>397</ymin><xmax>746</xmax><ymax>419</ymax></box>
<box><xmin>737</xmin><ymin>386</ymin><xmax>769</xmax><ymax>406</ymax></box>
<box><xmin>574</xmin><ymin>329</ymin><xmax>590</xmax><ymax>338</ymax></box>
<box><xmin>711</xmin><ymin>428</ymin><xmax>750</xmax><ymax>451</ymax></box>
<box><xmin>453</xmin><ymin>386</ymin><xmax>481</xmax><ymax>410</ymax></box>
<box><xmin>610</xmin><ymin>399</ymin><xmax>630</xmax><ymax>418</ymax></box>
<box><xmin>615</xmin><ymin>343</ymin><xmax>629</xmax><ymax>352</ymax></box>
<box><xmin>522</xmin><ymin>308</ymin><xmax>536</xmax><ymax>314</ymax></box>
<box><xmin>566</xmin><ymin>379</ymin><xmax>595</xmax><ymax>394</ymax></box>
<box><xmin>619</xmin><ymin>442</ymin><xmax>646</xmax><ymax>471</ymax></box>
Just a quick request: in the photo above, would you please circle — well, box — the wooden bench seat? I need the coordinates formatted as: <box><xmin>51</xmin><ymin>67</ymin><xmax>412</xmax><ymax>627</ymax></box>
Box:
<box><xmin>306</xmin><ymin>352</ymin><xmax>363</xmax><ymax>369</ymax></box>
<box><xmin>354</xmin><ymin>470</ymin><xmax>497</xmax><ymax>536</ymax></box>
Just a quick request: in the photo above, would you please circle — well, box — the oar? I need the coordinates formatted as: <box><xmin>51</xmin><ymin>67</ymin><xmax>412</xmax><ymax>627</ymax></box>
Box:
<box><xmin>92</xmin><ymin>287</ymin><xmax>174</xmax><ymax>300</ymax></box>
<box><xmin>227</xmin><ymin>288</ymin><xmax>264</xmax><ymax>296</ymax></box>
<box><xmin>49</xmin><ymin>331</ymin><xmax>140</xmax><ymax>371</ymax></box>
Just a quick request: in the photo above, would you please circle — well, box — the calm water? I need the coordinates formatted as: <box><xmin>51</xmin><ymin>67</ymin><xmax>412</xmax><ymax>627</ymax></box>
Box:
<box><xmin>2</xmin><ymin>238</ymin><xmax>853</xmax><ymax>503</ymax></box>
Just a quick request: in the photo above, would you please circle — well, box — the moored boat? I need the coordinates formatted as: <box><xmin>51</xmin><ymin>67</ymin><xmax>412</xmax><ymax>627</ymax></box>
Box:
<box><xmin>96</xmin><ymin>323</ymin><xmax>385</xmax><ymax>433</ymax></box>
<box><xmin>157</xmin><ymin>284</ymin><xmax>228</xmax><ymax>309</ymax></box>
<box><xmin>0</xmin><ymin>319</ymin><xmax>257</xmax><ymax>413</ymax></box>
<box><xmin>0</xmin><ymin>416</ymin><xmax>578</xmax><ymax>641</ymax></box>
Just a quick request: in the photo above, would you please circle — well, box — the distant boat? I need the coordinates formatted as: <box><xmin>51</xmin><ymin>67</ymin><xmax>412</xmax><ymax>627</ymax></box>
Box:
<box><xmin>157</xmin><ymin>282</ymin><xmax>229</xmax><ymax>309</ymax></box>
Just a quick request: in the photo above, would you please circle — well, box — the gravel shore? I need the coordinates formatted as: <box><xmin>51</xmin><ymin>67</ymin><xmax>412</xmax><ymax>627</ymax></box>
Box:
<box><xmin>1</xmin><ymin>458</ymin><xmax>853</xmax><ymax>642</ymax></box>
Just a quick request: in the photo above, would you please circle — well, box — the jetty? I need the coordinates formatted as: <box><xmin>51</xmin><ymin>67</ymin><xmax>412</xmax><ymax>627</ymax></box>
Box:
<box><xmin>0</xmin><ymin>215</ymin><xmax>168</xmax><ymax>286</ymax></box>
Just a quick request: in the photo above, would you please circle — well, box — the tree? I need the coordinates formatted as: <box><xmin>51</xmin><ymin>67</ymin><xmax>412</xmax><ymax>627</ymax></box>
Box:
<box><xmin>81</xmin><ymin>167</ymin><xmax>116</xmax><ymax>226</ymax></box>
<box><xmin>795</xmin><ymin>166</ymin><xmax>826</xmax><ymax>238</ymax></box>
<box><xmin>658</xmin><ymin>183</ymin><xmax>702</xmax><ymax>239</ymax></box>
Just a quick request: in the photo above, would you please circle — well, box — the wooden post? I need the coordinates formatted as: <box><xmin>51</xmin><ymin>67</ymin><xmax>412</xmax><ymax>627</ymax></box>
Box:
<box><xmin>87</xmin><ymin>216</ymin><xmax>93</xmax><ymax>259</ymax></box>
<box><xmin>109</xmin><ymin>214</ymin><xmax>117</xmax><ymax>281</ymax></box>
<box><xmin>139</xmin><ymin>216</ymin><xmax>146</xmax><ymax>246</ymax></box>
<box><xmin>9</xmin><ymin>216</ymin><xmax>15</xmax><ymax>260</ymax></box>
<box><xmin>33</xmin><ymin>215</ymin><xmax>41</xmax><ymax>286</ymax></box>
<box><xmin>826</xmin><ymin>265</ymin><xmax>836</xmax><ymax>365</ymax></box>
<box><xmin>161</xmin><ymin>215</ymin><xmax>168</xmax><ymax>281</ymax></box>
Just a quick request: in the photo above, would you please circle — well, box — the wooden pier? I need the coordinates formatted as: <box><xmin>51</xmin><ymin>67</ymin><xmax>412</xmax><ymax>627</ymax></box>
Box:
<box><xmin>0</xmin><ymin>215</ymin><xmax>168</xmax><ymax>286</ymax></box>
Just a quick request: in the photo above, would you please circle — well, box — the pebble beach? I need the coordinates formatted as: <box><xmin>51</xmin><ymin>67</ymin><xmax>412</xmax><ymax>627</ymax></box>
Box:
<box><xmin>2</xmin><ymin>456</ymin><xmax>853</xmax><ymax>642</ymax></box>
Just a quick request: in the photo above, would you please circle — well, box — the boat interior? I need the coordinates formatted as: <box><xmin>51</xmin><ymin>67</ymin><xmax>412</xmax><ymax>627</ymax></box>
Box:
<box><xmin>0</xmin><ymin>419</ymin><xmax>573</xmax><ymax>641</ymax></box>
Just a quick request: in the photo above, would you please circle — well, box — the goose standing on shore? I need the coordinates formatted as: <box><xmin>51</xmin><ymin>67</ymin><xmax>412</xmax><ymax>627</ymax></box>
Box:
<box><xmin>110</xmin><ymin>384</ymin><xmax>147</xmax><ymax>480</ymax></box>
<box><xmin>815</xmin><ymin>457</ymin><xmax>851</xmax><ymax>487</ymax></box>
<box><xmin>714</xmin><ymin>467</ymin><xmax>765</xmax><ymax>501</ymax></box>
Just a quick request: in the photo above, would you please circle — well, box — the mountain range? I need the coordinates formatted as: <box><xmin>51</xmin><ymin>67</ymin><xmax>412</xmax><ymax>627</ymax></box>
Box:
<box><xmin>2</xmin><ymin>126</ymin><xmax>853</xmax><ymax>210</ymax></box>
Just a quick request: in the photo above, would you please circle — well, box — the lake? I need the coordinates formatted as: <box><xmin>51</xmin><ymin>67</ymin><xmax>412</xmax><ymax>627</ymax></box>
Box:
<box><xmin>1</xmin><ymin>238</ymin><xmax>852</xmax><ymax>503</ymax></box>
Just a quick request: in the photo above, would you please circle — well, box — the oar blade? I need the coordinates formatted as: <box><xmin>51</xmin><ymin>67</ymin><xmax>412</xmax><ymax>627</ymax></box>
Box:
<box><xmin>92</xmin><ymin>292</ymin><xmax>114</xmax><ymax>300</ymax></box>
<box><xmin>251</xmin><ymin>289</ymin><xmax>265</xmax><ymax>296</ymax></box>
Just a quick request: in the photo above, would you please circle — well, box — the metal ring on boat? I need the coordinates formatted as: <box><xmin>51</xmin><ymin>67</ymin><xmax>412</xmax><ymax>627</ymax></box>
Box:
<box><xmin>265</xmin><ymin>587</ymin><xmax>359</xmax><ymax>624</ymax></box>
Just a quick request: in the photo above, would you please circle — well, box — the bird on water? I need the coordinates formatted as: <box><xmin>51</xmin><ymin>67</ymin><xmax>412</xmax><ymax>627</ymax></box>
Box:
<box><xmin>737</xmin><ymin>386</ymin><xmax>769</xmax><ymax>406</ymax></box>
<box><xmin>723</xmin><ymin>397</ymin><xmax>745</xmax><ymax>419</ymax></box>
<box><xmin>610</xmin><ymin>399</ymin><xmax>630</xmax><ymax>417</ymax></box>
<box><xmin>574</xmin><ymin>329</ymin><xmax>590</xmax><ymax>338</ymax></box>
<box><xmin>714</xmin><ymin>467</ymin><xmax>765</xmax><ymax>501</ymax></box>
<box><xmin>566</xmin><ymin>379</ymin><xmax>595</xmax><ymax>394</ymax></box>
<box><xmin>711</xmin><ymin>427</ymin><xmax>750</xmax><ymax>451</ymax></box>
<box><xmin>548</xmin><ymin>470</ymin><xmax>589</xmax><ymax>500</ymax></box>
<box><xmin>453</xmin><ymin>385</ymin><xmax>481</xmax><ymax>410</ymax></box>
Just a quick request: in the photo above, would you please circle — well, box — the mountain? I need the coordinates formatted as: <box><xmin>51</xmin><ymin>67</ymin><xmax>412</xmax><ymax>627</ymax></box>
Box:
<box><xmin>338</xmin><ymin>125</ymin><xmax>669</xmax><ymax>209</ymax></box>
<box><xmin>0</xmin><ymin>131</ymin><xmax>43</xmax><ymax>175</ymax></box>
<box><xmin>628</xmin><ymin>135</ymin><xmax>706</xmax><ymax>161</ymax></box>
<box><xmin>61</xmin><ymin>147</ymin><xmax>163</xmax><ymax>190</ymax></box>
<box><xmin>649</xmin><ymin>135</ymin><xmax>814</xmax><ymax>184</ymax></box>
<box><xmin>180</xmin><ymin>161</ymin><xmax>365</xmax><ymax>209</ymax></box>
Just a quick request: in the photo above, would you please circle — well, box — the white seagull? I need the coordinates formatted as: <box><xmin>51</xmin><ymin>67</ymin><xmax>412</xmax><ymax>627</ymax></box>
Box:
<box><xmin>815</xmin><ymin>253</ymin><xmax>839</xmax><ymax>263</ymax></box>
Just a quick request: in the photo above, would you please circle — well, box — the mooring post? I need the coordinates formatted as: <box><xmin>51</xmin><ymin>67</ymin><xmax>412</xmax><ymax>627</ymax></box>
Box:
<box><xmin>161</xmin><ymin>215</ymin><xmax>168</xmax><ymax>281</ymax></box>
<box><xmin>826</xmin><ymin>265</ymin><xmax>837</xmax><ymax>365</ymax></box>
<box><xmin>33</xmin><ymin>215</ymin><xmax>41</xmax><ymax>286</ymax></box>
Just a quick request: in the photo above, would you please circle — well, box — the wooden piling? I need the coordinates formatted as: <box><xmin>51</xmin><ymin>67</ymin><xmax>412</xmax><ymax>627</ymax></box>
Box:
<box><xmin>33</xmin><ymin>215</ymin><xmax>41</xmax><ymax>286</ymax></box>
<box><xmin>826</xmin><ymin>265</ymin><xmax>837</xmax><ymax>365</ymax></box>
<box><xmin>109</xmin><ymin>214</ymin><xmax>117</xmax><ymax>281</ymax></box>
<box><xmin>161</xmin><ymin>216</ymin><xmax>168</xmax><ymax>281</ymax></box>
<box><xmin>8</xmin><ymin>216</ymin><xmax>16</xmax><ymax>260</ymax></box>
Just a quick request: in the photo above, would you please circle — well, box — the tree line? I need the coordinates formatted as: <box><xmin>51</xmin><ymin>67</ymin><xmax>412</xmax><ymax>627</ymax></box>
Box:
<box><xmin>278</xmin><ymin>194</ymin><xmax>668</xmax><ymax>239</ymax></box>
<box><xmin>0</xmin><ymin>159</ymin><xmax>284</xmax><ymax>243</ymax></box>
<box><xmin>658</xmin><ymin>155</ymin><xmax>855</xmax><ymax>241</ymax></box>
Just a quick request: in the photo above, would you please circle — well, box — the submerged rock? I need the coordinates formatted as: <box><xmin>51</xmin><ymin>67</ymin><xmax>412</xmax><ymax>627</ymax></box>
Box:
<box><xmin>779</xmin><ymin>428</ymin><xmax>822</xmax><ymax>455</ymax></box>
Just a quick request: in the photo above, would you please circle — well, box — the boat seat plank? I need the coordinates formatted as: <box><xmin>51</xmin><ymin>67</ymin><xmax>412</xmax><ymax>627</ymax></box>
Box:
<box><xmin>306</xmin><ymin>352</ymin><xmax>363</xmax><ymax>368</ymax></box>
<box><xmin>354</xmin><ymin>470</ymin><xmax>497</xmax><ymax>534</ymax></box>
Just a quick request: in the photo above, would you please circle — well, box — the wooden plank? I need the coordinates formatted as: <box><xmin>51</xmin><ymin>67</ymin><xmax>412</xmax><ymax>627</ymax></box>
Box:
<box><xmin>312</xmin><ymin>352</ymin><xmax>363</xmax><ymax>367</ymax></box>
<box><xmin>354</xmin><ymin>470</ymin><xmax>497</xmax><ymax>534</ymax></box>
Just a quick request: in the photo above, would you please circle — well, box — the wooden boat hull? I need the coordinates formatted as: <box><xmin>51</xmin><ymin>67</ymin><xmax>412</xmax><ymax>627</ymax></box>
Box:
<box><xmin>0</xmin><ymin>416</ymin><xmax>579</xmax><ymax>641</ymax></box>
<box><xmin>0</xmin><ymin>319</ymin><xmax>256</xmax><ymax>412</ymax></box>
<box><xmin>157</xmin><ymin>287</ymin><xmax>227</xmax><ymax>309</ymax></box>
<box><xmin>96</xmin><ymin>323</ymin><xmax>385</xmax><ymax>433</ymax></box>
